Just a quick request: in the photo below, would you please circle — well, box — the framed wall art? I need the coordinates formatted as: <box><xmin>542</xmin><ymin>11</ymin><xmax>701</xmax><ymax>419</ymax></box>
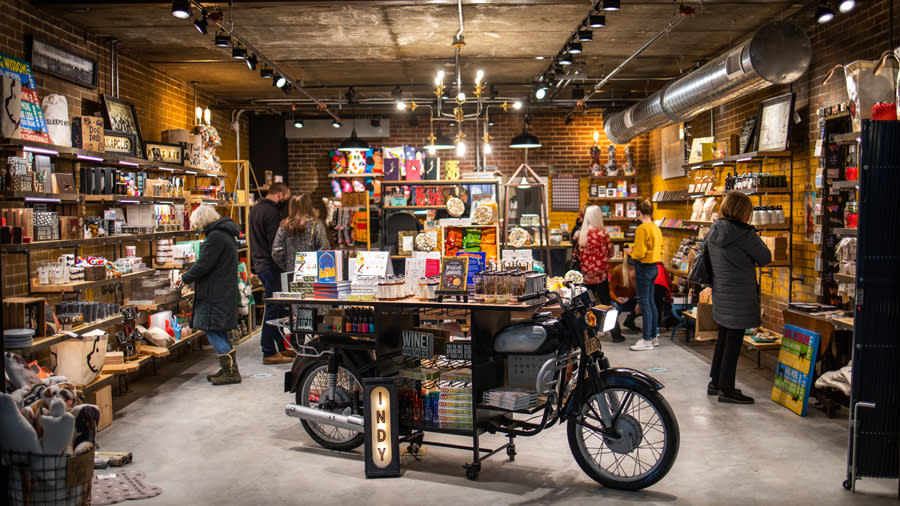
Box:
<box><xmin>100</xmin><ymin>94</ymin><xmax>144</xmax><ymax>157</ymax></box>
<box><xmin>756</xmin><ymin>92</ymin><xmax>795</xmax><ymax>152</ymax></box>
<box><xmin>144</xmin><ymin>142</ymin><xmax>184</xmax><ymax>165</ymax></box>
<box><xmin>27</xmin><ymin>37</ymin><xmax>98</xmax><ymax>89</ymax></box>
<box><xmin>103</xmin><ymin>130</ymin><xmax>137</xmax><ymax>157</ymax></box>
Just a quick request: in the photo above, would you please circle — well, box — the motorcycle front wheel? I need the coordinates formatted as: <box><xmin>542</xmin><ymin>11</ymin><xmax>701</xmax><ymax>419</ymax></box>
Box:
<box><xmin>296</xmin><ymin>361</ymin><xmax>364</xmax><ymax>451</ymax></box>
<box><xmin>567</xmin><ymin>384</ymin><xmax>679</xmax><ymax>490</ymax></box>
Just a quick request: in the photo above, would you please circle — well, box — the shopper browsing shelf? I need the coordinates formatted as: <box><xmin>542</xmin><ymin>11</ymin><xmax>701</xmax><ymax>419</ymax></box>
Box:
<box><xmin>706</xmin><ymin>191</ymin><xmax>772</xmax><ymax>404</ymax></box>
<box><xmin>625</xmin><ymin>200</ymin><xmax>663</xmax><ymax>351</ymax></box>
<box><xmin>178</xmin><ymin>205</ymin><xmax>242</xmax><ymax>385</ymax></box>
<box><xmin>575</xmin><ymin>206</ymin><xmax>620</xmax><ymax>340</ymax></box>
<box><xmin>249</xmin><ymin>182</ymin><xmax>293</xmax><ymax>364</ymax></box>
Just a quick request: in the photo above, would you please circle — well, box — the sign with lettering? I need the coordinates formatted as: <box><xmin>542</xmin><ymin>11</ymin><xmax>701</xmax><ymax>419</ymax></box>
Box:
<box><xmin>363</xmin><ymin>378</ymin><xmax>400</xmax><ymax>478</ymax></box>
<box><xmin>446</xmin><ymin>340</ymin><xmax>472</xmax><ymax>361</ymax></box>
<box><xmin>104</xmin><ymin>130</ymin><xmax>136</xmax><ymax>156</ymax></box>
<box><xmin>771</xmin><ymin>324</ymin><xmax>820</xmax><ymax>416</ymax></box>
<box><xmin>294</xmin><ymin>252</ymin><xmax>318</xmax><ymax>278</ymax></box>
<box><xmin>402</xmin><ymin>330</ymin><xmax>435</xmax><ymax>359</ymax></box>
<box><xmin>440</xmin><ymin>256</ymin><xmax>468</xmax><ymax>292</ymax></box>
<box><xmin>144</xmin><ymin>142</ymin><xmax>183</xmax><ymax>165</ymax></box>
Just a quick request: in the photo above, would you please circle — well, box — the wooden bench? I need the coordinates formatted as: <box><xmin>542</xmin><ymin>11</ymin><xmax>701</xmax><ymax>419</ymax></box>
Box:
<box><xmin>742</xmin><ymin>334</ymin><xmax>782</xmax><ymax>368</ymax></box>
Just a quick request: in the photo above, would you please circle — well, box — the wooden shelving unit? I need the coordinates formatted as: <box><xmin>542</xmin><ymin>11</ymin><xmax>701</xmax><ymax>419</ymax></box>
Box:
<box><xmin>6</xmin><ymin>314</ymin><xmax>125</xmax><ymax>354</ymax></box>
<box><xmin>30</xmin><ymin>269</ymin><xmax>155</xmax><ymax>293</ymax></box>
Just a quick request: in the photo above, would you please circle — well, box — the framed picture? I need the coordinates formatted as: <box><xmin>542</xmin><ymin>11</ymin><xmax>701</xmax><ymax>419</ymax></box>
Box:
<box><xmin>756</xmin><ymin>93</ymin><xmax>795</xmax><ymax>152</ymax></box>
<box><xmin>103</xmin><ymin>130</ymin><xmax>137</xmax><ymax>157</ymax></box>
<box><xmin>144</xmin><ymin>142</ymin><xmax>184</xmax><ymax>165</ymax></box>
<box><xmin>100</xmin><ymin>94</ymin><xmax>144</xmax><ymax>157</ymax></box>
<box><xmin>26</xmin><ymin>37</ymin><xmax>98</xmax><ymax>89</ymax></box>
<box><xmin>737</xmin><ymin>115</ymin><xmax>758</xmax><ymax>154</ymax></box>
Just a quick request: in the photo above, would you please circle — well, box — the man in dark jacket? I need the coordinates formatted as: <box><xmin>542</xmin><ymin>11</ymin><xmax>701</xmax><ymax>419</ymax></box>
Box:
<box><xmin>180</xmin><ymin>207</ymin><xmax>242</xmax><ymax>385</ymax></box>
<box><xmin>706</xmin><ymin>191</ymin><xmax>772</xmax><ymax>404</ymax></box>
<box><xmin>249</xmin><ymin>182</ymin><xmax>293</xmax><ymax>365</ymax></box>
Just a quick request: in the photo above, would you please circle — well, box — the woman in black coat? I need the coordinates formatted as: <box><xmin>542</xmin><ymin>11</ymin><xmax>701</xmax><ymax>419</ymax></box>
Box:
<box><xmin>706</xmin><ymin>191</ymin><xmax>771</xmax><ymax>404</ymax></box>
<box><xmin>179</xmin><ymin>205</ymin><xmax>242</xmax><ymax>385</ymax></box>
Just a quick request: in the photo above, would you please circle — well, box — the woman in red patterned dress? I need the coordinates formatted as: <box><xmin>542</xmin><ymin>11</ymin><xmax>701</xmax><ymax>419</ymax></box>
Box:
<box><xmin>575</xmin><ymin>205</ymin><xmax>613</xmax><ymax>305</ymax></box>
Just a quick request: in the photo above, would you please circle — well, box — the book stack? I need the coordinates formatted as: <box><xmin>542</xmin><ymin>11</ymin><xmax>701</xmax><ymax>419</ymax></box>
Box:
<box><xmin>482</xmin><ymin>388</ymin><xmax>539</xmax><ymax>411</ymax></box>
<box><xmin>398</xmin><ymin>367</ymin><xmax>441</xmax><ymax>381</ymax></box>
<box><xmin>312</xmin><ymin>280</ymin><xmax>351</xmax><ymax>299</ymax></box>
<box><xmin>439</xmin><ymin>368</ymin><xmax>473</xmax><ymax>430</ymax></box>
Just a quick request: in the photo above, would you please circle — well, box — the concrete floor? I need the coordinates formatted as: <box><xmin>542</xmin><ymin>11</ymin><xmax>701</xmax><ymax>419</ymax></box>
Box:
<box><xmin>98</xmin><ymin>330</ymin><xmax>898</xmax><ymax>506</ymax></box>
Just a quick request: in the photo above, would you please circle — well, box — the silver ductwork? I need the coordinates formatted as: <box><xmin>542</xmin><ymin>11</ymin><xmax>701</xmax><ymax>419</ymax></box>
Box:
<box><xmin>285</xmin><ymin>403</ymin><xmax>364</xmax><ymax>432</ymax></box>
<box><xmin>604</xmin><ymin>21</ymin><xmax>812</xmax><ymax>144</ymax></box>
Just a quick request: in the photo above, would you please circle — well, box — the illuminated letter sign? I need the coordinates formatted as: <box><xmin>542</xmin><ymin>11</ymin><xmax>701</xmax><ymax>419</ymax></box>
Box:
<box><xmin>363</xmin><ymin>378</ymin><xmax>400</xmax><ymax>477</ymax></box>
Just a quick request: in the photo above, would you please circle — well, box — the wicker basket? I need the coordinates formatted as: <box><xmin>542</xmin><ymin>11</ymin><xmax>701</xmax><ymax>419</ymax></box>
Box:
<box><xmin>0</xmin><ymin>450</ymin><xmax>94</xmax><ymax>506</ymax></box>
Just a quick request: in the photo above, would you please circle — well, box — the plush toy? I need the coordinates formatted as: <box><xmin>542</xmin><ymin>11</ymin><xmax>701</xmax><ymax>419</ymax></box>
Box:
<box><xmin>38</xmin><ymin>398</ymin><xmax>75</xmax><ymax>455</ymax></box>
<box><xmin>322</xmin><ymin>198</ymin><xmax>337</xmax><ymax>227</ymax></box>
<box><xmin>0</xmin><ymin>393</ymin><xmax>42</xmax><ymax>453</ymax></box>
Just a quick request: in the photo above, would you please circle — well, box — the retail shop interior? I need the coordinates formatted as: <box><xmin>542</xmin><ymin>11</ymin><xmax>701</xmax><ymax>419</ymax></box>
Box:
<box><xmin>1</xmin><ymin>0</ymin><xmax>899</xmax><ymax>504</ymax></box>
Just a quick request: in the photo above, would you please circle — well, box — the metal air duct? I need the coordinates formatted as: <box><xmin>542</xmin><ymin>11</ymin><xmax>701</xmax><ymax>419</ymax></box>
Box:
<box><xmin>604</xmin><ymin>21</ymin><xmax>812</xmax><ymax>144</ymax></box>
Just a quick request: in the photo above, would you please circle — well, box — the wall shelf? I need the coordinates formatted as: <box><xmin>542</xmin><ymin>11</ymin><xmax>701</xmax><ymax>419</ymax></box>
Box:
<box><xmin>833</xmin><ymin>228</ymin><xmax>858</xmax><ymax>237</ymax></box>
<box><xmin>84</xmin><ymin>195</ymin><xmax>186</xmax><ymax>205</ymax></box>
<box><xmin>588</xmin><ymin>195</ymin><xmax>644</xmax><ymax>201</ymax></box>
<box><xmin>832</xmin><ymin>180</ymin><xmax>859</xmax><ymax>190</ymax></box>
<box><xmin>328</xmin><ymin>173</ymin><xmax>383</xmax><ymax>179</ymax></box>
<box><xmin>382</xmin><ymin>179</ymin><xmax>498</xmax><ymax>186</ymax></box>
<box><xmin>0</xmin><ymin>230</ymin><xmax>198</xmax><ymax>252</ymax></box>
<box><xmin>834</xmin><ymin>273</ymin><xmax>856</xmax><ymax>284</ymax></box>
<box><xmin>683</xmin><ymin>150</ymin><xmax>792</xmax><ymax>171</ymax></box>
<box><xmin>0</xmin><ymin>191</ymin><xmax>82</xmax><ymax>203</ymax></box>
<box><xmin>830</xmin><ymin>132</ymin><xmax>860</xmax><ymax>145</ymax></box>
<box><xmin>30</xmin><ymin>269</ymin><xmax>155</xmax><ymax>293</ymax></box>
<box><xmin>7</xmin><ymin>314</ymin><xmax>125</xmax><ymax>354</ymax></box>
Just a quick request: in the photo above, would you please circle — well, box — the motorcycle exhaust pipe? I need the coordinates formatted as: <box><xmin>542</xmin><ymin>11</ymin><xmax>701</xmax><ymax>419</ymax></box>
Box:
<box><xmin>285</xmin><ymin>403</ymin><xmax>364</xmax><ymax>432</ymax></box>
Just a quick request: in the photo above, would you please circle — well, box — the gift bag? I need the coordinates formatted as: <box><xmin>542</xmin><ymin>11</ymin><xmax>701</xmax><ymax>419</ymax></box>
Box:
<box><xmin>42</xmin><ymin>94</ymin><xmax>71</xmax><ymax>147</ymax></box>
<box><xmin>50</xmin><ymin>330</ymin><xmax>107</xmax><ymax>385</ymax></box>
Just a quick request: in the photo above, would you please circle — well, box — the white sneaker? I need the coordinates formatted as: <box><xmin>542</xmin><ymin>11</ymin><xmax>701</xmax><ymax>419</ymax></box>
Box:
<box><xmin>630</xmin><ymin>339</ymin><xmax>655</xmax><ymax>351</ymax></box>
<box><xmin>652</xmin><ymin>336</ymin><xmax>660</xmax><ymax>347</ymax></box>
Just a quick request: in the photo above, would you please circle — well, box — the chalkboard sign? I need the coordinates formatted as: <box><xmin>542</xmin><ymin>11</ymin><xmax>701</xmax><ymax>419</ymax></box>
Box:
<box><xmin>738</xmin><ymin>115</ymin><xmax>758</xmax><ymax>154</ymax></box>
<box><xmin>446</xmin><ymin>340</ymin><xmax>472</xmax><ymax>361</ymax></box>
<box><xmin>402</xmin><ymin>330</ymin><xmax>435</xmax><ymax>359</ymax></box>
<box><xmin>440</xmin><ymin>256</ymin><xmax>468</xmax><ymax>292</ymax></box>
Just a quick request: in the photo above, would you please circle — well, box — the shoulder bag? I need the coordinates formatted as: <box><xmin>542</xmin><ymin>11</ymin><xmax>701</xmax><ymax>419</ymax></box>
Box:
<box><xmin>688</xmin><ymin>238</ymin><xmax>713</xmax><ymax>286</ymax></box>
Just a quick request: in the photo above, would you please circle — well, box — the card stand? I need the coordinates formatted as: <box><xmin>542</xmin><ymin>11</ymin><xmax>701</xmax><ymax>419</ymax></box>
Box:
<box><xmin>435</xmin><ymin>289</ymin><xmax>468</xmax><ymax>303</ymax></box>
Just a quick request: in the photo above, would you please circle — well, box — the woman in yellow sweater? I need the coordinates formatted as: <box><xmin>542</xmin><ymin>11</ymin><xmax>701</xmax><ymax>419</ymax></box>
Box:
<box><xmin>625</xmin><ymin>200</ymin><xmax>663</xmax><ymax>351</ymax></box>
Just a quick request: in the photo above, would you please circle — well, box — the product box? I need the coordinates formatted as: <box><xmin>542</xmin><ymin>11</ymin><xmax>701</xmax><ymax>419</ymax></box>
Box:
<box><xmin>316</xmin><ymin>250</ymin><xmax>344</xmax><ymax>282</ymax></box>
<box><xmin>763</xmin><ymin>236</ymin><xmax>788</xmax><ymax>261</ymax></box>
<box><xmin>71</xmin><ymin>116</ymin><xmax>105</xmax><ymax>152</ymax></box>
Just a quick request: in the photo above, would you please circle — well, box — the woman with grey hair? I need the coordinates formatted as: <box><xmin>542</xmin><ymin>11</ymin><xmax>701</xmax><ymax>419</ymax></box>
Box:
<box><xmin>178</xmin><ymin>205</ymin><xmax>243</xmax><ymax>385</ymax></box>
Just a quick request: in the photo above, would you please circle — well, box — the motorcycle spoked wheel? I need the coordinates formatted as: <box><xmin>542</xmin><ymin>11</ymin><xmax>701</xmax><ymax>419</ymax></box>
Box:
<box><xmin>567</xmin><ymin>384</ymin><xmax>680</xmax><ymax>491</ymax></box>
<box><xmin>296</xmin><ymin>361</ymin><xmax>364</xmax><ymax>451</ymax></box>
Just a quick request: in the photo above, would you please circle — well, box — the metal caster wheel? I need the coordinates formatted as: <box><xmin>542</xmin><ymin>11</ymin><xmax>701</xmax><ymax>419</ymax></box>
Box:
<box><xmin>842</xmin><ymin>480</ymin><xmax>852</xmax><ymax>490</ymax></box>
<box><xmin>506</xmin><ymin>446</ymin><xmax>516</xmax><ymax>462</ymax></box>
<box><xmin>464</xmin><ymin>463</ymin><xmax>481</xmax><ymax>480</ymax></box>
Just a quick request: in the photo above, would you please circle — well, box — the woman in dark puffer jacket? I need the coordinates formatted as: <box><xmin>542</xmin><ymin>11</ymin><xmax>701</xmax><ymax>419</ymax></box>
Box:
<box><xmin>705</xmin><ymin>191</ymin><xmax>771</xmax><ymax>404</ymax></box>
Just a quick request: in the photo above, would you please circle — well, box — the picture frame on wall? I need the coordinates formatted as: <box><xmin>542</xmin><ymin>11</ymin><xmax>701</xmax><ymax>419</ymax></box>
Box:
<box><xmin>100</xmin><ymin>94</ymin><xmax>144</xmax><ymax>157</ymax></box>
<box><xmin>144</xmin><ymin>142</ymin><xmax>184</xmax><ymax>165</ymax></box>
<box><xmin>756</xmin><ymin>92</ymin><xmax>795</xmax><ymax>152</ymax></box>
<box><xmin>26</xmin><ymin>37</ymin><xmax>98</xmax><ymax>89</ymax></box>
<box><xmin>103</xmin><ymin>130</ymin><xmax>137</xmax><ymax>157</ymax></box>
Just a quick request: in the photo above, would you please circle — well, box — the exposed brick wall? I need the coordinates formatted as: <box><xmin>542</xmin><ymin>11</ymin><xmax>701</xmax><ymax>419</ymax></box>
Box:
<box><xmin>287</xmin><ymin>113</ymin><xmax>653</xmax><ymax>228</ymax></box>
<box><xmin>1</xmin><ymin>1</ymin><xmax>248</xmax><ymax>303</ymax></box>
<box><xmin>650</xmin><ymin>0</ymin><xmax>899</xmax><ymax>334</ymax></box>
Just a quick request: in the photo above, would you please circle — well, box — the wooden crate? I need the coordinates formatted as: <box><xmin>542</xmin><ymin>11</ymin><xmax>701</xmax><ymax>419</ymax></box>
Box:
<box><xmin>3</xmin><ymin>297</ymin><xmax>46</xmax><ymax>336</ymax></box>
<box><xmin>85</xmin><ymin>384</ymin><xmax>113</xmax><ymax>430</ymax></box>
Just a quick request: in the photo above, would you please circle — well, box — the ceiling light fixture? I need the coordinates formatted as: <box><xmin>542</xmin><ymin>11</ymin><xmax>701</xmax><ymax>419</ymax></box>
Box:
<box><xmin>171</xmin><ymin>0</ymin><xmax>191</xmax><ymax>19</ymax></box>
<box><xmin>274</xmin><ymin>75</ymin><xmax>287</xmax><ymax>88</ymax></box>
<box><xmin>589</xmin><ymin>14</ymin><xmax>606</xmax><ymax>28</ymax></box>
<box><xmin>260</xmin><ymin>66</ymin><xmax>273</xmax><ymax>79</ymax></box>
<box><xmin>577</xmin><ymin>29</ymin><xmax>593</xmax><ymax>41</ymax></box>
<box><xmin>294</xmin><ymin>118</ymin><xmax>304</xmax><ymax>129</ymax></box>
<box><xmin>509</xmin><ymin>126</ymin><xmax>542</xmax><ymax>149</ymax></box>
<box><xmin>567</xmin><ymin>42</ymin><xmax>583</xmax><ymax>54</ymax></box>
<box><xmin>193</xmin><ymin>10</ymin><xmax>208</xmax><ymax>35</ymax></box>
<box><xmin>431</xmin><ymin>129</ymin><xmax>456</xmax><ymax>150</ymax></box>
<box><xmin>816</xmin><ymin>4</ymin><xmax>835</xmax><ymax>23</ymax></box>
<box><xmin>232</xmin><ymin>45</ymin><xmax>247</xmax><ymax>60</ymax></box>
<box><xmin>214</xmin><ymin>30</ymin><xmax>230</xmax><ymax>47</ymax></box>
<box><xmin>838</xmin><ymin>0</ymin><xmax>856</xmax><ymax>13</ymax></box>
<box><xmin>281</xmin><ymin>83</ymin><xmax>293</xmax><ymax>94</ymax></box>
<box><xmin>536</xmin><ymin>56</ymin><xmax>546</xmax><ymax>60</ymax></box>
<box><xmin>513</xmin><ymin>100</ymin><xmax>523</xmax><ymax>110</ymax></box>
<box><xmin>338</xmin><ymin>128</ymin><xmax>370</xmax><ymax>152</ymax></box>
<box><xmin>601</xmin><ymin>0</ymin><xmax>620</xmax><ymax>11</ymax></box>
<box><xmin>245</xmin><ymin>54</ymin><xmax>257</xmax><ymax>70</ymax></box>
<box><xmin>535</xmin><ymin>85</ymin><xmax>548</xmax><ymax>100</ymax></box>
<box><xmin>559</xmin><ymin>53</ymin><xmax>573</xmax><ymax>66</ymax></box>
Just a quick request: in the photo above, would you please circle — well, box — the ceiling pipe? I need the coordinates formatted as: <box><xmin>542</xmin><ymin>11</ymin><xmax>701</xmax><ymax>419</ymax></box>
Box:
<box><xmin>604</xmin><ymin>21</ymin><xmax>812</xmax><ymax>144</ymax></box>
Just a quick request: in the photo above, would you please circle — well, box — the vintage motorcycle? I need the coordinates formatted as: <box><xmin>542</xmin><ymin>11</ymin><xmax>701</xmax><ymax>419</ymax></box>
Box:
<box><xmin>284</xmin><ymin>288</ymin><xmax>679</xmax><ymax>490</ymax></box>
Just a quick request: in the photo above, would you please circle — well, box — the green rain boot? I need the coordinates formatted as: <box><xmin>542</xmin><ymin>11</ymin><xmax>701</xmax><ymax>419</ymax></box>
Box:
<box><xmin>210</xmin><ymin>350</ymin><xmax>242</xmax><ymax>385</ymax></box>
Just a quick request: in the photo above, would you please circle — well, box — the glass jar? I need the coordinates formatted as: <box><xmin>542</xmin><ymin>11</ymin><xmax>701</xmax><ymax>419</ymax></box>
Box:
<box><xmin>426</xmin><ymin>279</ymin><xmax>439</xmax><ymax>300</ymax></box>
<box><xmin>417</xmin><ymin>278</ymin><xmax>429</xmax><ymax>301</ymax></box>
<box><xmin>473</xmin><ymin>274</ymin><xmax>485</xmax><ymax>302</ymax></box>
<box><xmin>483</xmin><ymin>272</ymin><xmax>497</xmax><ymax>304</ymax></box>
<box><xmin>844</xmin><ymin>201</ymin><xmax>859</xmax><ymax>228</ymax></box>
<box><xmin>774</xmin><ymin>205</ymin><xmax>785</xmax><ymax>224</ymax></box>
<box><xmin>495</xmin><ymin>270</ymin><xmax>510</xmax><ymax>304</ymax></box>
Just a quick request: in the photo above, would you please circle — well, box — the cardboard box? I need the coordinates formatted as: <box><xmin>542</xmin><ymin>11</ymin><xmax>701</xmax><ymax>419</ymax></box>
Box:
<box><xmin>71</xmin><ymin>116</ymin><xmax>105</xmax><ymax>152</ymax></box>
<box><xmin>762</xmin><ymin>236</ymin><xmax>788</xmax><ymax>261</ymax></box>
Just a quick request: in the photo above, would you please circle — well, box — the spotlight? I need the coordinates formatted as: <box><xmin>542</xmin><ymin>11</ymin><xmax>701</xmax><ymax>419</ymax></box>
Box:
<box><xmin>839</xmin><ymin>0</ymin><xmax>855</xmax><ymax>13</ymax></box>
<box><xmin>601</xmin><ymin>0</ymin><xmax>620</xmax><ymax>11</ymax></box>
<box><xmin>589</xmin><ymin>14</ymin><xmax>606</xmax><ymax>28</ymax></box>
<box><xmin>513</xmin><ymin>100</ymin><xmax>523</xmax><ymax>110</ymax></box>
<box><xmin>171</xmin><ymin>0</ymin><xmax>191</xmax><ymax>19</ymax></box>
<box><xmin>332</xmin><ymin>119</ymin><xmax>342</xmax><ymax>129</ymax></box>
<box><xmin>535</xmin><ymin>85</ymin><xmax>548</xmax><ymax>100</ymax></box>
<box><xmin>577</xmin><ymin>29</ymin><xmax>593</xmax><ymax>42</ymax></box>
<box><xmin>193</xmin><ymin>10</ymin><xmax>209</xmax><ymax>35</ymax></box>
<box><xmin>816</xmin><ymin>4</ymin><xmax>835</xmax><ymax>23</ymax></box>
<box><xmin>457</xmin><ymin>92</ymin><xmax>467</xmax><ymax>102</ymax></box>
<box><xmin>559</xmin><ymin>53</ymin><xmax>573</xmax><ymax>66</ymax></box>
<box><xmin>214</xmin><ymin>30</ymin><xmax>230</xmax><ymax>47</ymax></box>
<box><xmin>245</xmin><ymin>54</ymin><xmax>257</xmax><ymax>71</ymax></box>
<box><xmin>260</xmin><ymin>66</ymin><xmax>273</xmax><ymax>79</ymax></box>
<box><xmin>232</xmin><ymin>45</ymin><xmax>247</xmax><ymax>60</ymax></box>
<box><xmin>391</xmin><ymin>85</ymin><xmax>403</xmax><ymax>101</ymax></box>
<box><xmin>397</xmin><ymin>101</ymin><xmax>407</xmax><ymax>110</ymax></box>
<box><xmin>448</xmin><ymin>120</ymin><xmax>457</xmax><ymax>128</ymax></box>
<box><xmin>487</xmin><ymin>115</ymin><xmax>495</xmax><ymax>126</ymax></box>
<box><xmin>294</xmin><ymin>119</ymin><xmax>304</xmax><ymax>129</ymax></box>
<box><xmin>274</xmin><ymin>76</ymin><xmax>287</xmax><ymax>88</ymax></box>
<box><xmin>567</xmin><ymin>42</ymin><xmax>583</xmax><ymax>54</ymax></box>
<box><xmin>281</xmin><ymin>83</ymin><xmax>293</xmax><ymax>94</ymax></box>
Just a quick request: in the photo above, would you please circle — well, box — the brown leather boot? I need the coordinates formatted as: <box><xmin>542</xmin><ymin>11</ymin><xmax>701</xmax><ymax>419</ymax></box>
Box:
<box><xmin>279</xmin><ymin>349</ymin><xmax>297</xmax><ymax>357</ymax></box>
<box><xmin>263</xmin><ymin>352</ymin><xmax>292</xmax><ymax>365</ymax></box>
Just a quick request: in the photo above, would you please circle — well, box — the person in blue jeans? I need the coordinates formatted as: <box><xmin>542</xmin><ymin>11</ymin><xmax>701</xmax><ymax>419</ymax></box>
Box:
<box><xmin>248</xmin><ymin>182</ymin><xmax>293</xmax><ymax>364</ymax></box>
<box><xmin>625</xmin><ymin>200</ymin><xmax>663</xmax><ymax>351</ymax></box>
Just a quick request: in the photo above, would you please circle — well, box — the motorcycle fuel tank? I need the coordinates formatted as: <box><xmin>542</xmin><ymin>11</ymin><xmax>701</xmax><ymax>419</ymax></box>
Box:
<box><xmin>493</xmin><ymin>324</ymin><xmax>549</xmax><ymax>353</ymax></box>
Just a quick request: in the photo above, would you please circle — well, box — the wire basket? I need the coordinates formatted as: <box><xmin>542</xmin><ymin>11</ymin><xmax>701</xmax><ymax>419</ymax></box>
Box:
<box><xmin>1</xmin><ymin>450</ymin><xmax>94</xmax><ymax>506</ymax></box>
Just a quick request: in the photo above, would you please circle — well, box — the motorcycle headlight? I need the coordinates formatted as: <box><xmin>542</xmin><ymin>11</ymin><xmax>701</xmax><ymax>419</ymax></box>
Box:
<box><xmin>591</xmin><ymin>306</ymin><xmax>619</xmax><ymax>332</ymax></box>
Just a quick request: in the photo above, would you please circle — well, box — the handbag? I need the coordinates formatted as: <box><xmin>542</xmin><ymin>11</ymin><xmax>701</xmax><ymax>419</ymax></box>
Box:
<box><xmin>688</xmin><ymin>239</ymin><xmax>713</xmax><ymax>286</ymax></box>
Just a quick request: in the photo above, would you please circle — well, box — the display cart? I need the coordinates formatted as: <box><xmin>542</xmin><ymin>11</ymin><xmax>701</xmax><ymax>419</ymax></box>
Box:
<box><xmin>270</xmin><ymin>291</ymin><xmax>680</xmax><ymax>489</ymax></box>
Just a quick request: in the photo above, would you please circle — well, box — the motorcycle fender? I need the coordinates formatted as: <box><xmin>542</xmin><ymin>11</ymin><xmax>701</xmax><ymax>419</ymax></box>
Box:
<box><xmin>599</xmin><ymin>367</ymin><xmax>664</xmax><ymax>391</ymax></box>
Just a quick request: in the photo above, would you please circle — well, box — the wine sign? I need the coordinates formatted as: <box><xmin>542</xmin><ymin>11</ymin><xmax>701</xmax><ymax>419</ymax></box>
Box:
<box><xmin>401</xmin><ymin>330</ymin><xmax>435</xmax><ymax>359</ymax></box>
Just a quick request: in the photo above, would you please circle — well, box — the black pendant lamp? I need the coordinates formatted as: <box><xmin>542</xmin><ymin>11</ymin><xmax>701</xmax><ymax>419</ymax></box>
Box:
<box><xmin>509</xmin><ymin>127</ymin><xmax>541</xmax><ymax>149</ymax></box>
<box><xmin>338</xmin><ymin>128</ymin><xmax>370</xmax><ymax>152</ymax></box>
<box><xmin>428</xmin><ymin>129</ymin><xmax>456</xmax><ymax>150</ymax></box>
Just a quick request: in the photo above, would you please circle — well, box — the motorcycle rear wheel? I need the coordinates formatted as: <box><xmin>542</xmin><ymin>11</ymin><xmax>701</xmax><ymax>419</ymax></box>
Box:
<box><xmin>296</xmin><ymin>361</ymin><xmax>364</xmax><ymax>451</ymax></box>
<box><xmin>567</xmin><ymin>384</ymin><xmax>679</xmax><ymax>490</ymax></box>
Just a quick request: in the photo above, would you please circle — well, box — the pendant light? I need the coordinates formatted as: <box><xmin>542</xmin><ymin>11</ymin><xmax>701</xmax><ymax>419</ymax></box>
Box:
<box><xmin>171</xmin><ymin>0</ymin><xmax>191</xmax><ymax>19</ymax></box>
<box><xmin>338</xmin><ymin>128</ymin><xmax>370</xmax><ymax>152</ymax></box>
<box><xmin>509</xmin><ymin>127</ymin><xmax>541</xmax><ymax>149</ymax></box>
<box><xmin>427</xmin><ymin>129</ymin><xmax>456</xmax><ymax>151</ymax></box>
